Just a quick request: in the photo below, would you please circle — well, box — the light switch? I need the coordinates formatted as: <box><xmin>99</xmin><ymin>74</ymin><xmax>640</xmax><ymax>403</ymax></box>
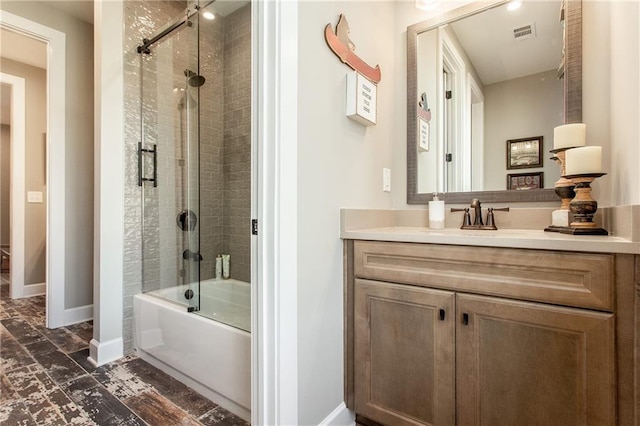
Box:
<box><xmin>383</xmin><ymin>168</ymin><xmax>391</xmax><ymax>192</ymax></box>
<box><xmin>27</xmin><ymin>191</ymin><xmax>43</xmax><ymax>203</ymax></box>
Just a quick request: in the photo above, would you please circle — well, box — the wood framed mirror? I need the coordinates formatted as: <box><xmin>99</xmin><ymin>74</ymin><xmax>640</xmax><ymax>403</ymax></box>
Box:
<box><xmin>407</xmin><ymin>0</ymin><xmax>582</xmax><ymax>204</ymax></box>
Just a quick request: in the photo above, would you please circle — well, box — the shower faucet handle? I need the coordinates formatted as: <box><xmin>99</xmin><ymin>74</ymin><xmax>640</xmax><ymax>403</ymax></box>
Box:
<box><xmin>182</xmin><ymin>249</ymin><xmax>203</xmax><ymax>261</ymax></box>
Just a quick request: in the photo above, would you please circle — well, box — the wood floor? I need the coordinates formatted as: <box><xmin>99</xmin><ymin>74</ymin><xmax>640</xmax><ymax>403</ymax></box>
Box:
<box><xmin>0</xmin><ymin>280</ymin><xmax>249</xmax><ymax>425</ymax></box>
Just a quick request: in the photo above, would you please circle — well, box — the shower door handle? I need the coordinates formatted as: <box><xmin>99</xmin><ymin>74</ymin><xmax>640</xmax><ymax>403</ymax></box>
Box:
<box><xmin>138</xmin><ymin>142</ymin><xmax>158</xmax><ymax>187</ymax></box>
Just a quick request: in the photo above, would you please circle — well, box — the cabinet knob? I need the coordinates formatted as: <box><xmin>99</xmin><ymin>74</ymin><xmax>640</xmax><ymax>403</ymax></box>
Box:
<box><xmin>439</xmin><ymin>309</ymin><xmax>445</xmax><ymax>321</ymax></box>
<box><xmin>462</xmin><ymin>313</ymin><xmax>469</xmax><ymax>325</ymax></box>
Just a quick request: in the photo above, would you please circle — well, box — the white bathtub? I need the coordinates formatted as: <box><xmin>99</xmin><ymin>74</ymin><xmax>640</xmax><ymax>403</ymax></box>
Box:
<box><xmin>134</xmin><ymin>278</ymin><xmax>251</xmax><ymax>420</ymax></box>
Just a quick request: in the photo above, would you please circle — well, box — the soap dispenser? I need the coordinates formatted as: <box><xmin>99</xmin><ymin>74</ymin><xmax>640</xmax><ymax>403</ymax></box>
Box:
<box><xmin>429</xmin><ymin>192</ymin><xmax>445</xmax><ymax>229</ymax></box>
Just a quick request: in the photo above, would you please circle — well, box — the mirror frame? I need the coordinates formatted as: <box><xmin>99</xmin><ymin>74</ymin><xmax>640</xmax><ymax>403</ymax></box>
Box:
<box><xmin>407</xmin><ymin>0</ymin><xmax>582</xmax><ymax>204</ymax></box>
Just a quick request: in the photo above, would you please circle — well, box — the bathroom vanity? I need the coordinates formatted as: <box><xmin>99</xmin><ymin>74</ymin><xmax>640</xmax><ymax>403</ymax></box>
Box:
<box><xmin>342</xmin><ymin>211</ymin><xmax>640</xmax><ymax>426</ymax></box>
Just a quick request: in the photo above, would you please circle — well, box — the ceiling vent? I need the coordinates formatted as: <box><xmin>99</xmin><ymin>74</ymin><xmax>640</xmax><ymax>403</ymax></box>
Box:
<box><xmin>512</xmin><ymin>23</ymin><xmax>536</xmax><ymax>41</ymax></box>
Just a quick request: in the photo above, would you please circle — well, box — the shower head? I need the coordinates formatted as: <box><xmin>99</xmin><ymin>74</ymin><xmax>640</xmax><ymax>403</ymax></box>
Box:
<box><xmin>184</xmin><ymin>69</ymin><xmax>206</xmax><ymax>87</ymax></box>
<box><xmin>189</xmin><ymin>74</ymin><xmax>206</xmax><ymax>87</ymax></box>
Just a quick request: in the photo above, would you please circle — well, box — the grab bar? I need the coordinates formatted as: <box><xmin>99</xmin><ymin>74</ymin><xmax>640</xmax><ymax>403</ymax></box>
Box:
<box><xmin>138</xmin><ymin>142</ymin><xmax>158</xmax><ymax>187</ymax></box>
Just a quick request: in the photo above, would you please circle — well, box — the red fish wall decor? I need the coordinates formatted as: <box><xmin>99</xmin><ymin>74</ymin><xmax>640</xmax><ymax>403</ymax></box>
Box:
<box><xmin>324</xmin><ymin>14</ymin><xmax>381</xmax><ymax>84</ymax></box>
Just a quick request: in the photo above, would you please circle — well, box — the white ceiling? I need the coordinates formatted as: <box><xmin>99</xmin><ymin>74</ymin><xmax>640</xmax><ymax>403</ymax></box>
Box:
<box><xmin>449</xmin><ymin>1</ymin><xmax>563</xmax><ymax>85</ymax></box>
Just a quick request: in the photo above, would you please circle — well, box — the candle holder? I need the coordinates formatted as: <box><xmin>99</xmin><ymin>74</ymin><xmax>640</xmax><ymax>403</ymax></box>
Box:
<box><xmin>559</xmin><ymin>173</ymin><xmax>608</xmax><ymax>235</ymax></box>
<box><xmin>545</xmin><ymin>148</ymin><xmax>576</xmax><ymax>233</ymax></box>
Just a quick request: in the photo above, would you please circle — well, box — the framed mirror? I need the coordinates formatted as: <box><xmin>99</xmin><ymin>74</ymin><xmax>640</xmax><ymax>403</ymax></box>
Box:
<box><xmin>407</xmin><ymin>0</ymin><xmax>582</xmax><ymax>204</ymax></box>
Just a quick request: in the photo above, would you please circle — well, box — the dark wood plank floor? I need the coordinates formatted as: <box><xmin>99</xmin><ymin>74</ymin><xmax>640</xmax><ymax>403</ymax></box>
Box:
<box><xmin>0</xmin><ymin>281</ymin><xmax>249</xmax><ymax>425</ymax></box>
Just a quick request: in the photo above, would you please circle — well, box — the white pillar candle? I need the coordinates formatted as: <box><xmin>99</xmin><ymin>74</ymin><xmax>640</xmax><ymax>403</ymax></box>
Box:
<box><xmin>565</xmin><ymin>146</ymin><xmax>602</xmax><ymax>175</ymax></box>
<box><xmin>554</xmin><ymin>123</ymin><xmax>586</xmax><ymax>149</ymax></box>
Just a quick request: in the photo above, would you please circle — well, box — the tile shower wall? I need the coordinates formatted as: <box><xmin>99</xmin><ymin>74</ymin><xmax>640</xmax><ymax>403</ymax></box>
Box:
<box><xmin>123</xmin><ymin>1</ymin><xmax>251</xmax><ymax>353</ymax></box>
<box><xmin>199</xmin><ymin>6</ymin><xmax>226</xmax><ymax>280</ymax></box>
<box><xmin>222</xmin><ymin>5</ymin><xmax>251</xmax><ymax>284</ymax></box>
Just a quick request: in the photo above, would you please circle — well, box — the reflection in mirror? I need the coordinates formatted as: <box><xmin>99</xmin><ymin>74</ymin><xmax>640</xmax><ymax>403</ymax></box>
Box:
<box><xmin>407</xmin><ymin>0</ymin><xmax>582</xmax><ymax>204</ymax></box>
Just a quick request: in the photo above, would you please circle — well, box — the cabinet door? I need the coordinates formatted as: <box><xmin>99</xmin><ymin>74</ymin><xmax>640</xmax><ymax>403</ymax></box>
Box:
<box><xmin>457</xmin><ymin>294</ymin><xmax>615</xmax><ymax>426</ymax></box>
<box><xmin>354</xmin><ymin>279</ymin><xmax>455</xmax><ymax>426</ymax></box>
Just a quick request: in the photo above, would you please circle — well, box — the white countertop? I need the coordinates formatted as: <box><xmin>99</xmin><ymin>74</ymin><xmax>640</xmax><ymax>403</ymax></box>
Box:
<box><xmin>341</xmin><ymin>226</ymin><xmax>640</xmax><ymax>254</ymax></box>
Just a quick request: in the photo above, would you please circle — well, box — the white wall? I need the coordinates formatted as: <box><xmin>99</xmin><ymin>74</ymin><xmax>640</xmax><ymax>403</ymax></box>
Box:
<box><xmin>609</xmin><ymin>0</ymin><xmax>640</xmax><ymax>205</ymax></box>
<box><xmin>0</xmin><ymin>1</ymin><xmax>94</xmax><ymax>308</ymax></box>
<box><xmin>297</xmin><ymin>2</ymin><xmax>396</xmax><ymax>423</ymax></box>
<box><xmin>581</xmin><ymin>0</ymin><xmax>611</xmax><ymax>206</ymax></box>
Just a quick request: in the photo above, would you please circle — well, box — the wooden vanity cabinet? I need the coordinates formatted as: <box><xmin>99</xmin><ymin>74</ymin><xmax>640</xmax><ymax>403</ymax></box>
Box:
<box><xmin>345</xmin><ymin>240</ymin><xmax>638</xmax><ymax>426</ymax></box>
<box><xmin>354</xmin><ymin>279</ymin><xmax>455</xmax><ymax>425</ymax></box>
<box><xmin>456</xmin><ymin>294</ymin><xmax>614</xmax><ymax>425</ymax></box>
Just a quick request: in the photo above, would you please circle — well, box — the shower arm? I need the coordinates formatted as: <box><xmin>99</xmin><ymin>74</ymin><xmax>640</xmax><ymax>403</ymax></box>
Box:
<box><xmin>137</xmin><ymin>0</ymin><xmax>216</xmax><ymax>54</ymax></box>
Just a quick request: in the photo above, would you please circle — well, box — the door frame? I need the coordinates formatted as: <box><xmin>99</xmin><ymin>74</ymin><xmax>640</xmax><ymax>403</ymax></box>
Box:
<box><xmin>252</xmin><ymin>0</ymin><xmax>299</xmax><ymax>424</ymax></box>
<box><xmin>0</xmin><ymin>73</ymin><xmax>25</xmax><ymax>299</ymax></box>
<box><xmin>0</xmin><ymin>11</ymin><xmax>66</xmax><ymax>328</ymax></box>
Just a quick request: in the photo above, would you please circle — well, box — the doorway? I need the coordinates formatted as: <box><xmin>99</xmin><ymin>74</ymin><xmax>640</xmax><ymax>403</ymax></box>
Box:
<box><xmin>0</xmin><ymin>10</ymin><xmax>66</xmax><ymax>328</ymax></box>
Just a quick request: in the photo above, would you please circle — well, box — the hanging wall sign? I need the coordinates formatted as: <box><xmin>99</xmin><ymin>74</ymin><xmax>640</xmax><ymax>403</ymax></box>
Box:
<box><xmin>346</xmin><ymin>71</ymin><xmax>377</xmax><ymax>126</ymax></box>
<box><xmin>417</xmin><ymin>92</ymin><xmax>431</xmax><ymax>151</ymax></box>
<box><xmin>324</xmin><ymin>14</ymin><xmax>381</xmax><ymax>84</ymax></box>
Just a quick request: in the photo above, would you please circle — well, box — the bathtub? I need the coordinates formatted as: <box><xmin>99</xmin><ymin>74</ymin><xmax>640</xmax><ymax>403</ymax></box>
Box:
<box><xmin>134</xmin><ymin>278</ymin><xmax>251</xmax><ymax>420</ymax></box>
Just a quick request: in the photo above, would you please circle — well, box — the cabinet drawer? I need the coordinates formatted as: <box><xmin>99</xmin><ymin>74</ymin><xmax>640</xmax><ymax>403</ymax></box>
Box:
<box><xmin>353</xmin><ymin>240</ymin><xmax>614</xmax><ymax>311</ymax></box>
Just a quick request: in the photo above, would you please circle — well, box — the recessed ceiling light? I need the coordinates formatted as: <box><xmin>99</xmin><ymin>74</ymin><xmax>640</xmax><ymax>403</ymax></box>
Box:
<box><xmin>415</xmin><ymin>0</ymin><xmax>441</xmax><ymax>11</ymax></box>
<box><xmin>507</xmin><ymin>1</ymin><xmax>522</xmax><ymax>11</ymax></box>
<box><xmin>202</xmin><ymin>11</ymin><xmax>215</xmax><ymax>20</ymax></box>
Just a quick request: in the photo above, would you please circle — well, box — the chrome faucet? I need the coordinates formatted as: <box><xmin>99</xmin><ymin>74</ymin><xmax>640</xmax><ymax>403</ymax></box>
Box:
<box><xmin>451</xmin><ymin>200</ymin><xmax>509</xmax><ymax>230</ymax></box>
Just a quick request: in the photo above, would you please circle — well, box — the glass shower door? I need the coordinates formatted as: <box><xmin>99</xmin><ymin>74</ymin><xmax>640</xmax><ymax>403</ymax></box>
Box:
<box><xmin>140</xmin><ymin>3</ymin><xmax>201</xmax><ymax>313</ymax></box>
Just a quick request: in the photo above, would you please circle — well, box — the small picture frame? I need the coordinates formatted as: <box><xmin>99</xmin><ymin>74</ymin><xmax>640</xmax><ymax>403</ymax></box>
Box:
<box><xmin>506</xmin><ymin>136</ymin><xmax>543</xmax><ymax>169</ymax></box>
<box><xmin>507</xmin><ymin>172</ymin><xmax>544</xmax><ymax>190</ymax></box>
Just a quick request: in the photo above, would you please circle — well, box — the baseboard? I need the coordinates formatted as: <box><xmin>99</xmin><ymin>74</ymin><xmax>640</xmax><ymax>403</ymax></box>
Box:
<box><xmin>89</xmin><ymin>337</ymin><xmax>123</xmax><ymax>367</ymax></box>
<box><xmin>319</xmin><ymin>402</ymin><xmax>355</xmax><ymax>426</ymax></box>
<box><xmin>64</xmin><ymin>304</ymin><xmax>93</xmax><ymax>325</ymax></box>
<box><xmin>23</xmin><ymin>282</ymin><xmax>45</xmax><ymax>297</ymax></box>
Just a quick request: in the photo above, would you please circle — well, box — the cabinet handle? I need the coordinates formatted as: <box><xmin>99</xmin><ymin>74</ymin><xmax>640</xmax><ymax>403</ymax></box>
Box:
<box><xmin>439</xmin><ymin>309</ymin><xmax>445</xmax><ymax>321</ymax></box>
<box><xmin>462</xmin><ymin>313</ymin><xmax>469</xmax><ymax>325</ymax></box>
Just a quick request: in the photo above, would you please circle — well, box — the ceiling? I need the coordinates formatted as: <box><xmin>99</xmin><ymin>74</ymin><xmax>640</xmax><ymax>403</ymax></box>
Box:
<box><xmin>448</xmin><ymin>0</ymin><xmax>563</xmax><ymax>85</ymax></box>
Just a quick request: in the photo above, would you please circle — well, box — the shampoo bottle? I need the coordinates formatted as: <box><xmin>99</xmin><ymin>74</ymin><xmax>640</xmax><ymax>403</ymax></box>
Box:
<box><xmin>429</xmin><ymin>192</ymin><xmax>445</xmax><ymax>229</ymax></box>
<box><xmin>215</xmin><ymin>255</ymin><xmax>222</xmax><ymax>279</ymax></box>
<box><xmin>222</xmin><ymin>254</ymin><xmax>230</xmax><ymax>279</ymax></box>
